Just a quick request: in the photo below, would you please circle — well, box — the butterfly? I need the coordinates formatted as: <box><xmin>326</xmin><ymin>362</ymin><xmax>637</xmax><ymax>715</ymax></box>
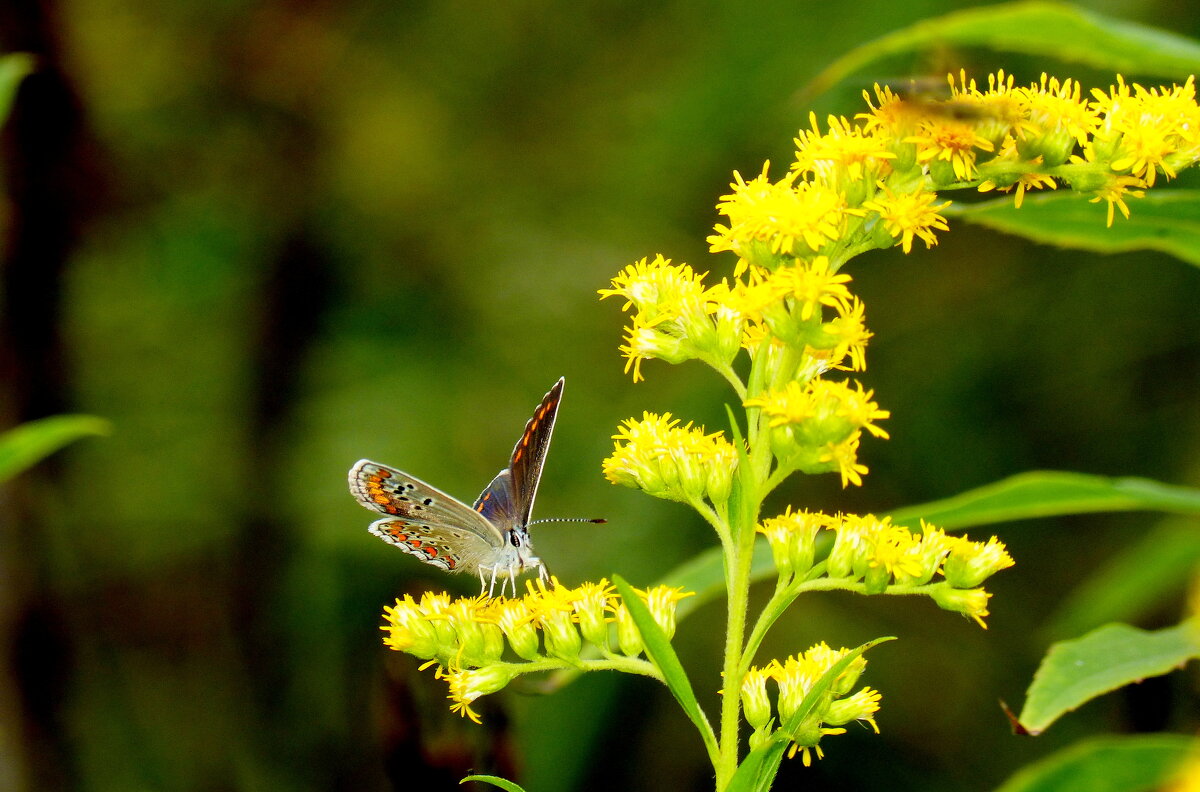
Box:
<box><xmin>349</xmin><ymin>378</ymin><xmax>599</xmax><ymax>596</ymax></box>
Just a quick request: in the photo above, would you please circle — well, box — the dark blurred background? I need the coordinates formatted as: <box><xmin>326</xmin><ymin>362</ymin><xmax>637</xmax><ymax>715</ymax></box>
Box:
<box><xmin>1</xmin><ymin>0</ymin><xmax>1198</xmax><ymax>790</ymax></box>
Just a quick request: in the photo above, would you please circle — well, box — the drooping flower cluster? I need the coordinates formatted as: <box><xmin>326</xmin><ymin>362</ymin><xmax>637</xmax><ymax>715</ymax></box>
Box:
<box><xmin>381</xmin><ymin>579</ymin><xmax>692</xmax><ymax>723</ymax></box>
<box><xmin>757</xmin><ymin>509</ymin><xmax>1014</xmax><ymax>627</ymax></box>
<box><xmin>741</xmin><ymin>644</ymin><xmax>882</xmax><ymax>765</ymax></box>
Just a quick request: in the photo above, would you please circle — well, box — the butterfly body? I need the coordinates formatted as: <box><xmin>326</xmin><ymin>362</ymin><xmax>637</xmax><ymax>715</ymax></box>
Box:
<box><xmin>349</xmin><ymin>378</ymin><xmax>564</xmax><ymax>594</ymax></box>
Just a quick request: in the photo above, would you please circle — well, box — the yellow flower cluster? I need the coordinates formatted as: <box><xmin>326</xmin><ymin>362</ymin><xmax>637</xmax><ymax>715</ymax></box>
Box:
<box><xmin>741</xmin><ymin>643</ymin><xmax>881</xmax><ymax>765</ymax></box>
<box><xmin>381</xmin><ymin>579</ymin><xmax>692</xmax><ymax>723</ymax></box>
<box><xmin>603</xmin><ymin>412</ymin><xmax>738</xmax><ymax>505</ymax></box>
<box><xmin>757</xmin><ymin>512</ymin><xmax>1014</xmax><ymax>627</ymax></box>
<box><xmin>746</xmin><ymin>379</ymin><xmax>889</xmax><ymax>487</ymax></box>
<box><xmin>599</xmin><ymin>255</ymin><xmax>743</xmax><ymax>383</ymax></box>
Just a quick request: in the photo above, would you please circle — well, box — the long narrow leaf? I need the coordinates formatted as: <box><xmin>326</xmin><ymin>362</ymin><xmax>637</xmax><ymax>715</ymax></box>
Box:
<box><xmin>947</xmin><ymin>191</ymin><xmax>1200</xmax><ymax>268</ymax></box>
<box><xmin>460</xmin><ymin>774</ymin><xmax>528</xmax><ymax>792</ymax></box>
<box><xmin>725</xmin><ymin>741</ymin><xmax>787</xmax><ymax>792</ymax></box>
<box><xmin>612</xmin><ymin>575</ymin><xmax>719</xmax><ymax>763</ymax></box>
<box><xmin>799</xmin><ymin>2</ymin><xmax>1200</xmax><ymax>106</ymax></box>
<box><xmin>0</xmin><ymin>415</ymin><xmax>110</xmax><ymax>483</ymax></box>
<box><xmin>776</xmin><ymin>636</ymin><xmax>895</xmax><ymax>736</ymax></box>
<box><xmin>1019</xmin><ymin>622</ymin><xmax>1200</xmax><ymax>734</ymax></box>
<box><xmin>993</xmin><ymin>734</ymin><xmax>1197</xmax><ymax>792</ymax></box>
<box><xmin>887</xmin><ymin>471</ymin><xmax>1200</xmax><ymax>531</ymax></box>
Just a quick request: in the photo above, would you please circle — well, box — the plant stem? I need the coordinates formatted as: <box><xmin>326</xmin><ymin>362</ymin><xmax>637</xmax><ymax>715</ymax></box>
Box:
<box><xmin>715</xmin><ymin>530</ymin><xmax>754</xmax><ymax>789</ymax></box>
<box><xmin>715</xmin><ymin>465</ymin><xmax>762</xmax><ymax>790</ymax></box>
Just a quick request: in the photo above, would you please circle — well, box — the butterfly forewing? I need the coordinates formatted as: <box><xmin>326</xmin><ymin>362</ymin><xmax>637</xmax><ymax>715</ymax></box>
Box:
<box><xmin>503</xmin><ymin>377</ymin><xmax>564</xmax><ymax>527</ymax></box>
<box><xmin>349</xmin><ymin>460</ymin><xmax>504</xmax><ymax>546</ymax></box>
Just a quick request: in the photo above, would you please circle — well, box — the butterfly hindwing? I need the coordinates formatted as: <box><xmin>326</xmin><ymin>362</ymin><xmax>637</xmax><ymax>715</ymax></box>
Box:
<box><xmin>472</xmin><ymin>469</ymin><xmax>521</xmax><ymax>528</ymax></box>
<box><xmin>349</xmin><ymin>459</ymin><xmax>504</xmax><ymax>546</ymax></box>
<box><xmin>368</xmin><ymin>518</ymin><xmax>467</xmax><ymax>572</ymax></box>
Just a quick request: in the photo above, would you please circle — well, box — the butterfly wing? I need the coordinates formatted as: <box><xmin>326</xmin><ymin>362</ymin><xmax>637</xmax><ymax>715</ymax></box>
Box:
<box><xmin>350</xmin><ymin>459</ymin><xmax>508</xmax><ymax>574</ymax></box>
<box><xmin>472</xmin><ymin>378</ymin><xmax>563</xmax><ymax>529</ymax></box>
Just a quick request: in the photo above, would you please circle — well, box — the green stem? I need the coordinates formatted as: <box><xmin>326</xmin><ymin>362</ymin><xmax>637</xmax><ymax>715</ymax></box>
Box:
<box><xmin>715</xmin><ymin>527</ymin><xmax>755</xmax><ymax>789</ymax></box>
<box><xmin>714</xmin><ymin>457</ymin><xmax>763</xmax><ymax>790</ymax></box>
<box><xmin>712</xmin><ymin>361</ymin><xmax>748</xmax><ymax>400</ymax></box>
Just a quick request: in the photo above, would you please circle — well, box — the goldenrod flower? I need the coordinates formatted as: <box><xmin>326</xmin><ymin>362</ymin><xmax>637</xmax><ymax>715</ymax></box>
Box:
<box><xmin>943</xmin><ymin>534</ymin><xmax>1015</xmax><ymax>589</ymax></box>
<box><xmin>493</xmin><ymin>597</ymin><xmax>541</xmax><ymax>661</ymax></box>
<box><xmin>908</xmin><ymin>115</ymin><xmax>995</xmax><ymax>183</ymax></box>
<box><xmin>820</xmin><ymin>434</ymin><xmax>870</xmax><ymax>488</ymax></box>
<box><xmin>440</xmin><ymin>665</ymin><xmax>518</xmax><ymax>724</ymax></box>
<box><xmin>761</xmin><ymin>256</ymin><xmax>853</xmax><ymax>323</ymax></box>
<box><xmin>604</xmin><ymin>412</ymin><xmax>738</xmax><ymax>504</ymax></box>
<box><xmin>1017</xmin><ymin>74</ymin><xmax>1098</xmax><ymax>165</ymax></box>
<box><xmin>599</xmin><ymin>255</ymin><xmax>707</xmax><ymax>317</ymax></box>
<box><xmin>810</xmin><ymin>295</ymin><xmax>871</xmax><ymax>371</ymax></box>
<box><xmin>381</xmin><ymin>596</ymin><xmax>442</xmax><ymax>660</ymax></box>
<box><xmin>601</xmin><ymin>256</ymin><xmax>745</xmax><ymax>381</ymax></box>
<box><xmin>635</xmin><ymin>584</ymin><xmax>693</xmax><ymax>640</ymax></box>
<box><xmin>861</xmin><ymin>182</ymin><xmax>950</xmax><ymax>254</ymax></box>
<box><xmin>824</xmin><ymin>686</ymin><xmax>882</xmax><ymax>732</ymax></box>
<box><xmin>613</xmin><ymin>601</ymin><xmax>643</xmax><ymax>657</ymax></box>
<box><xmin>572</xmin><ymin>579</ymin><xmax>616</xmax><ymax>649</ymax></box>
<box><xmin>930</xmin><ymin>585</ymin><xmax>993</xmax><ymax>628</ymax></box>
<box><xmin>741</xmin><ymin>665</ymin><xmax>775</xmax><ymax>730</ymax></box>
<box><xmin>792</xmin><ymin>112</ymin><xmax>896</xmax><ymax>191</ymax></box>
<box><xmin>525</xmin><ymin>577</ymin><xmax>583</xmax><ymax>661</ymax></box>
<box><xmin>1091</xmin><ymin>75</ymin><xmax>1200</xmax><ymax>187</ymax></box>
<box><xmin>769</xmin><ymin>644</ymin><xmax>875</xmax><ymax>763</ymax></box>
<box><xmin>710</xmin><ymin>163</ymin><xmax>855</xmax><ymax>260</ymax></box>
<box><xmin>757</xmin><ymin>507</ymin><xmax>830</xmax><ymax>580</ymax></box>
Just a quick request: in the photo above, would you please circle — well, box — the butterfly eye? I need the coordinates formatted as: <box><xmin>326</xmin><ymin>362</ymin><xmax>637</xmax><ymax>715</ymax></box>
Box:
<box><xmin>510</xmin><ymin>532</ymin><xmax>522</xmax><ymax>548</ymax></box>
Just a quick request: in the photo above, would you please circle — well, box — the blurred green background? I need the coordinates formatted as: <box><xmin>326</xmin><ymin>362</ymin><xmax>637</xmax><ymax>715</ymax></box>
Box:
<box><xmin>1</xmin><ymin>0</ymin><xmax>1199</xmax><ymax>790</ymax></box>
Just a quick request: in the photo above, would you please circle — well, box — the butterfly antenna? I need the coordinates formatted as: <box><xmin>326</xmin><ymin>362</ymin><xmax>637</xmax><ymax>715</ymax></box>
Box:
<box><xmin>527</xmin><ymin>517</ymin><xmax>607</xmax><ymax>526</ymax></box>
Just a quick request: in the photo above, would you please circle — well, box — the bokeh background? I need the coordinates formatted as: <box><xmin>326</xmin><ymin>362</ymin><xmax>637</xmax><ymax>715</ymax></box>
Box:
<box><xmin>1</xmin><ymin>0</ymin><xmax>1199</xmax><ymax>790</ymax></box>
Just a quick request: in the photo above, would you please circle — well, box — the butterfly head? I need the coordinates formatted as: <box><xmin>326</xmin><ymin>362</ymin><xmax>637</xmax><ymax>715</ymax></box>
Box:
<box><xmin>507</xmin><ymin>526</ymin><xmax>548</xmax><ymax>580</ymax></box>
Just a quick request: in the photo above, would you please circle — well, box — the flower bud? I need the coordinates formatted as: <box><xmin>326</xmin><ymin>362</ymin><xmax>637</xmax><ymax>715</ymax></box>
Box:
<box><xmin>614</xmin><ymin>603</ymin><xmax>643</xmax><ymax>657</ymax></box>
<box><xmin>741</xmin><ymin>666</ymin><xmax>774</xmax><ymax>731</ymax></box>
<box><xmin>942</xmin><ymin>535</ymin><xmax>1014</xmax><ymax>588</ymax></box>
<box><xmin>930</xmin><ymin>583</ymin><xmax>992</xmax><ymax>628</ymax></box>
<box><xmin>495</xmin><ymin>600</ymin><xmax>541</xmax><ymax>661</ymax></box>
<box><xmin>381</xmin><ymin>597</ymin><xmax>441</xmax><ymax>660</ymax></box>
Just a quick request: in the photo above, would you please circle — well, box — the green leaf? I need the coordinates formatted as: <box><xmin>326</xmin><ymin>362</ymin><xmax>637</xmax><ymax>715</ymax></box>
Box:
<box><xmin>0</xmin><ymin>53</ymin><xmax>35</xmax><ymax>127</ymax></box>
<box><xmin>611</xmin><ymin>575</ymin><xmax>719</xmax><ymax>764</ymax></box>
<box><xmin>0</xmin><ymin>415</ymin><xmax>111</xmax><ymax>483</ymax></box>
<box><xmin>725</xmin><ymin>741</ymin><xmax>787</xmax><ymax>792</ymax></box>
<box><xmin>993</xmin><ymin>734</ymin><xmax>1197</xmax><ymax>792</ymax></box>
<box><xmin>946</xmin><ymin>191</ymin><xmax>1200</xmax><ymax>268</ymax></box>
<box><xmin>460</xmin><ymin>774</ymin><xmax>528</xmax><ymax>792</ymax></box>
<box><xmin>887</xmin><ymin>471</ymin><xmax>1200</xmax><ymax>531</ymax></box>
<box><xmin>801</xmin><ymin>2</ymin><xmax>1200</xmax><ymax>105</ymax></box>
<box><xmin>1019</xmin><ymin>622</ymin><xmax>1200</xmax><ymax>734</ymax></box>
<box><xmin>1047</xmin><ymin>519</ymin><xmax>1200</xmax><ymax>639</ymax></box>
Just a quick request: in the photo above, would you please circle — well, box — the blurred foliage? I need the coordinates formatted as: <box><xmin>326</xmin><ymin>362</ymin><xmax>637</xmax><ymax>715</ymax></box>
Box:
<box><xmin>1</xmin><ymin>0</ymin><xmax>1199</xmax><ymax>791</ymax></box>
